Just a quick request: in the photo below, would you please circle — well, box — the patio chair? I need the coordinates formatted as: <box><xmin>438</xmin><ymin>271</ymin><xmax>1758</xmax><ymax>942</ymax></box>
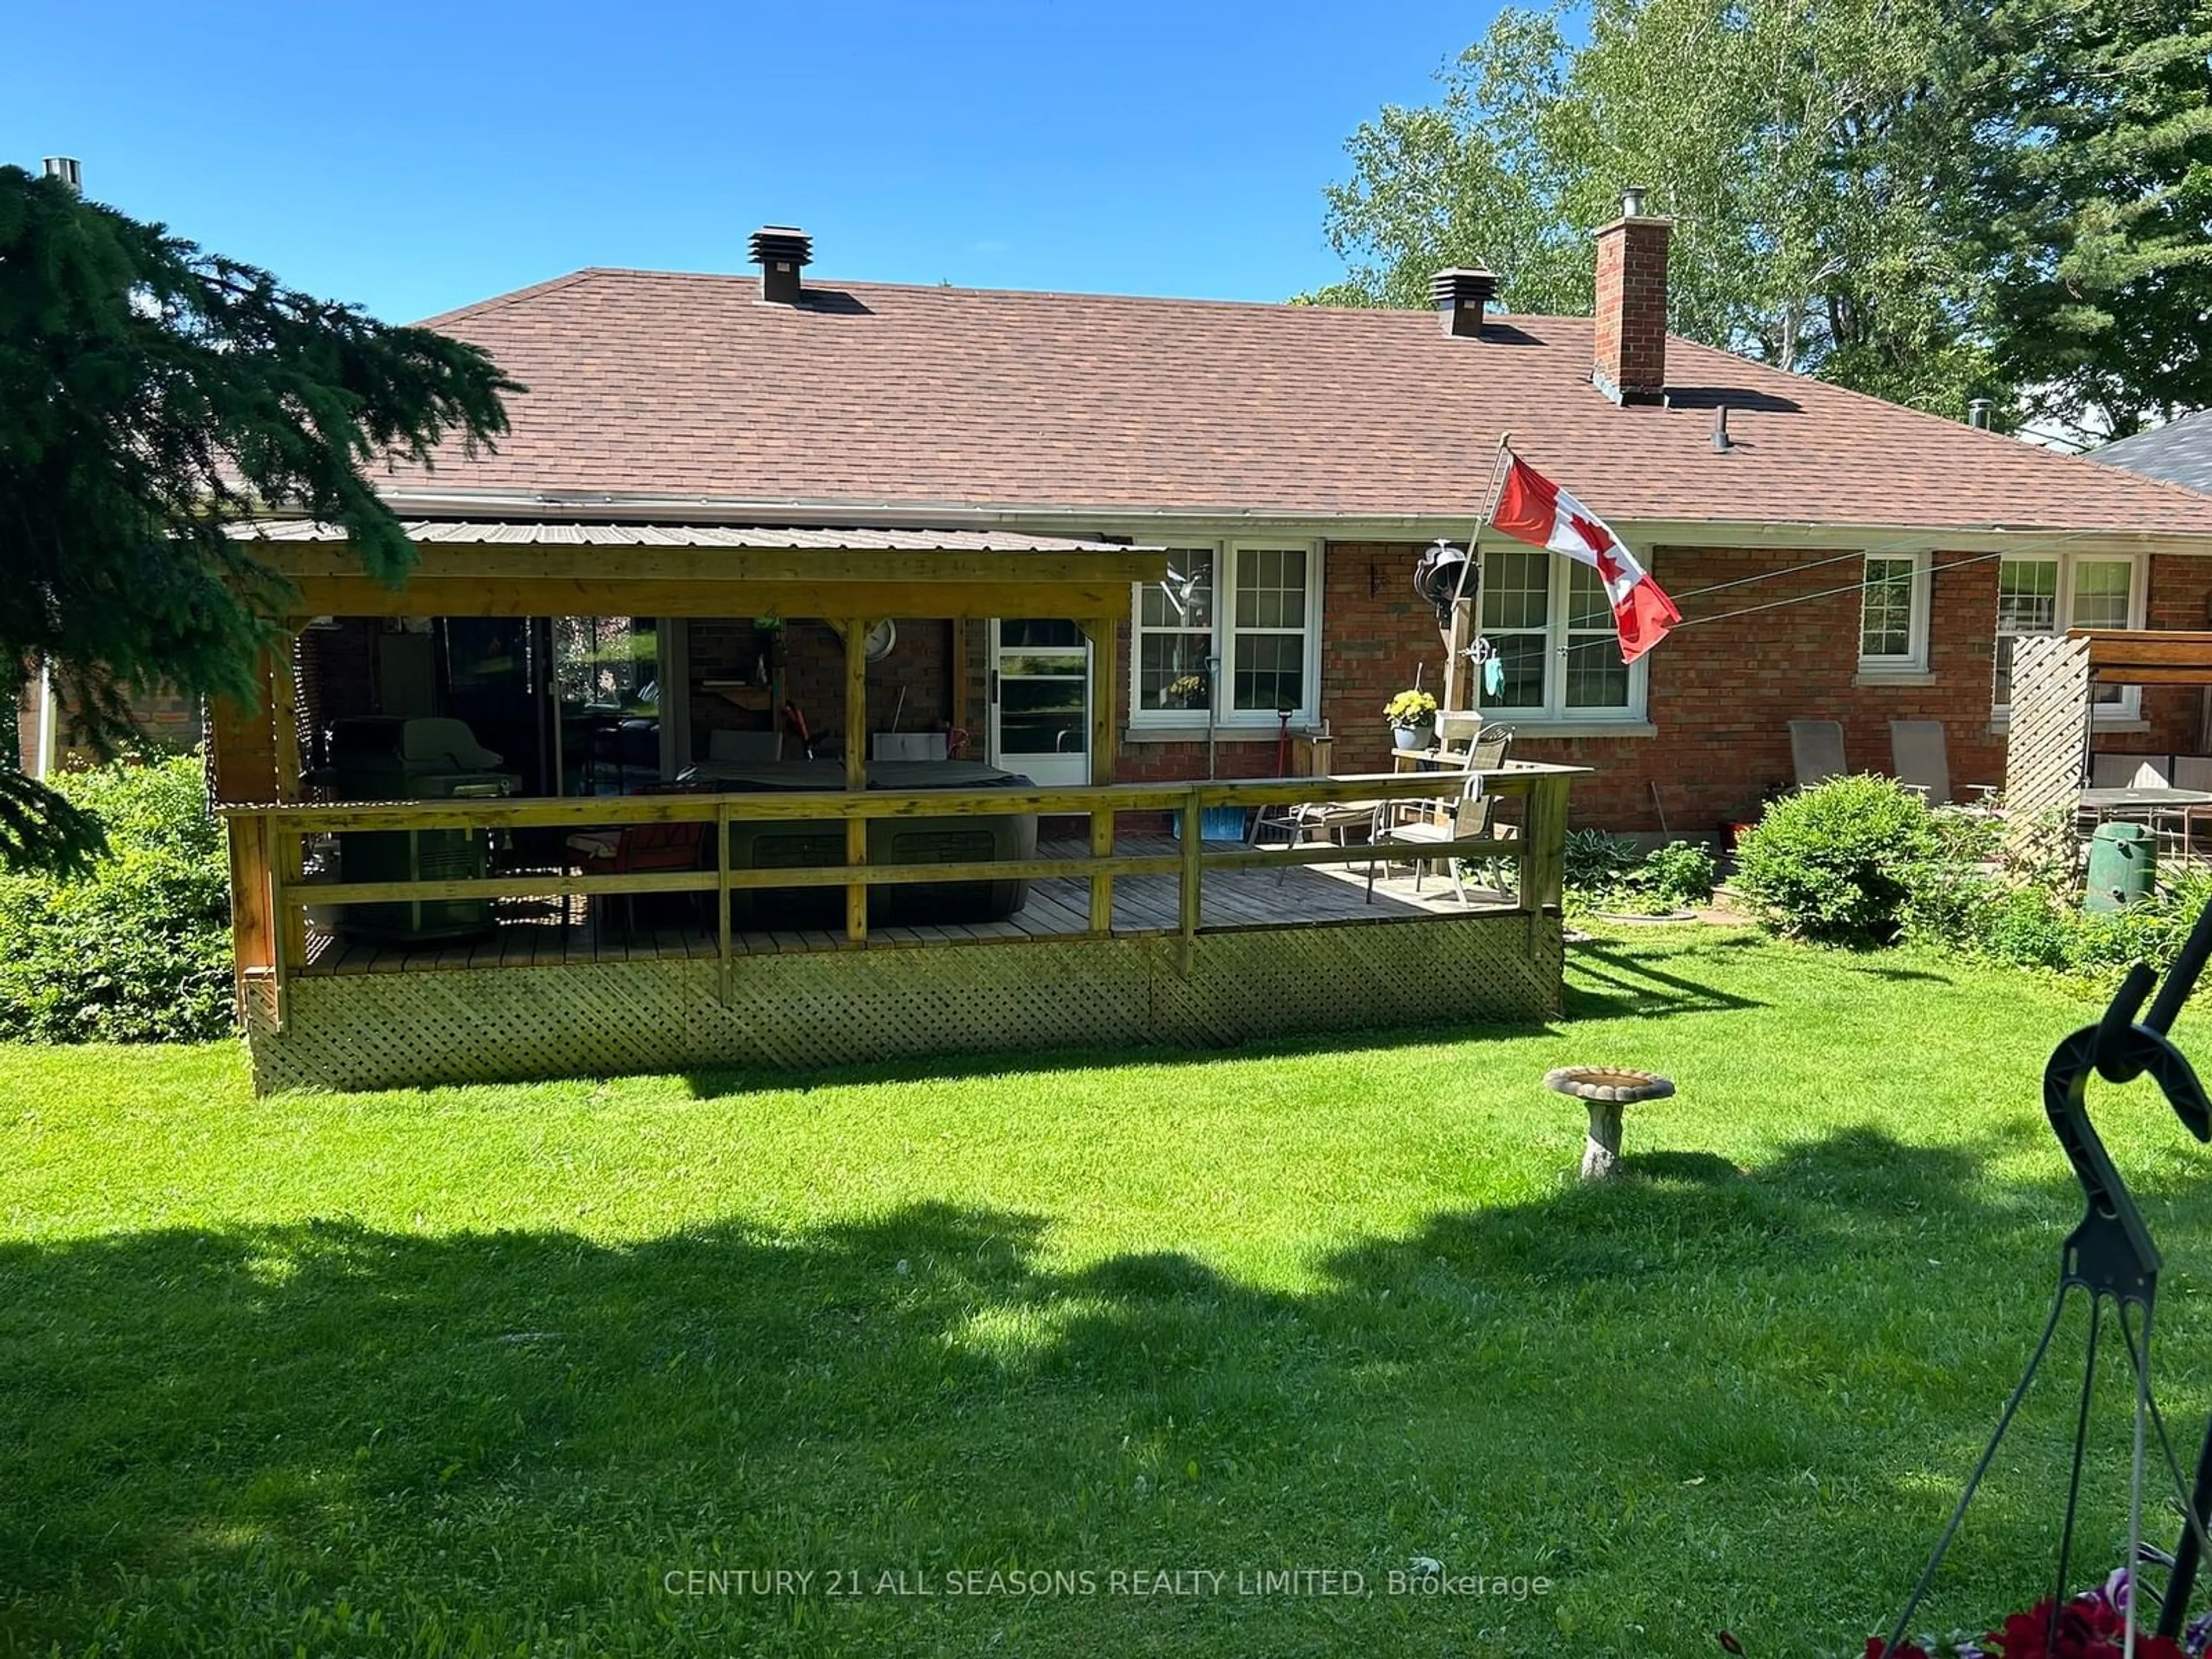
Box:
<box><xmin>1890</xmin><ymin>719</ymin><xmax>1996</xmax><ymax>808</ymax></box>
<box><xmin>1788</xmin><ymin>719</ymin><xmax>1847</xmax><ymax>788</ymax></box>
<box><xmin>1366</xmin><ymin>725</ymin><xmax>1514</xmax><ymax>906</ymax></box>
<box><xmin>565</xmin><ymin>811</ymin><xmax>709</xmax><ymax>936</ymax></box>
<box><xmin>707</xmin><ymin>728</ymin><xmax>783</xmax><ymax>763</ymax></box>
<box><xmin>2092</xmin><ymin>752</ymin><xmax>2173</xmax><ymax>789</ymax></box>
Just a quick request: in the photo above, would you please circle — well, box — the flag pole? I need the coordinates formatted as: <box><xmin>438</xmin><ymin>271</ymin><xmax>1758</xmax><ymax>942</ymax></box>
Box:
<box><xmin>1444</xmin><ymin>432</ymin><xmax>1513</xmax><ymax>711</ymax></box>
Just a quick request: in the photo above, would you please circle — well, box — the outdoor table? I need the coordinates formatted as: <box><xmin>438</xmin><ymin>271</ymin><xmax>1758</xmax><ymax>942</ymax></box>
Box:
<box><xmin>2076</xmin><ymin>786</ymin><xmax>2212</xmax><ymax>864</ymax></box>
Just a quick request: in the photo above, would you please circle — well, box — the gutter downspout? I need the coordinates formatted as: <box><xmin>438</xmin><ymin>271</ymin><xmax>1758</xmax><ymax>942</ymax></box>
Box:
<box><xmin>33</xmin><ymin>659</ymin><xmax>57</xmax><ymax>781</ymax></box>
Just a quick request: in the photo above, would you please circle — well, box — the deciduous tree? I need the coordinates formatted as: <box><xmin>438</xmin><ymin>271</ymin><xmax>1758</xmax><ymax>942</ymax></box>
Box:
<box><xmin>1310</xmin><ymin>0</ymin><xmax>1999</xmax><ymax>416</ymax></box>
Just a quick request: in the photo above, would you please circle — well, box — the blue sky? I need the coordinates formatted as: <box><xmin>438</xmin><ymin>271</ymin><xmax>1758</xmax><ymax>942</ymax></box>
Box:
<box><xmin>5</xmin><ymin>1</ymin><xmax>1497</xmax><ymax>323</ymax></box>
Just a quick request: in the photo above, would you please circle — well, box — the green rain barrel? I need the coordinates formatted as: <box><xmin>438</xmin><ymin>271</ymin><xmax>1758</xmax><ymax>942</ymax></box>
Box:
<box><xmin>2084</xmin><ymin>821</ymin><xmax>2156</xmax><ymax>913</ymax></box>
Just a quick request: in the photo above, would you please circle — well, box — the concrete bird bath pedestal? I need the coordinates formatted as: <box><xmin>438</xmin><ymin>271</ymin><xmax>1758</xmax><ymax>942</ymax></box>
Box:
<box><xmin>1543</xmin><ymin>1066</ymin><xmax>1675</xmax><ymax>1180</ymax></box>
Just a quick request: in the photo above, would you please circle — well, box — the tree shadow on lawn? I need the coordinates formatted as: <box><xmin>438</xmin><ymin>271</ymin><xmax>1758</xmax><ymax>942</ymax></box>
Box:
<box><xmin>1561</xmin><ymin>938</ymin><xmax>1765</xmax><ymax>1022</ymax></box>
<box><xmin>3</xmin><ymin>1131</ymin><xmax>2199</xmax><ymax>1657</ymax></box>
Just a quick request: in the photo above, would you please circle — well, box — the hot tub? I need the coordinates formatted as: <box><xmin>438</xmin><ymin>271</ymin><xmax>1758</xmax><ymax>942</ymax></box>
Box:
<box><xmin>680</xmin><ymin>759</ymin><xmax>1039</xmax><ymax>927</ymax></box>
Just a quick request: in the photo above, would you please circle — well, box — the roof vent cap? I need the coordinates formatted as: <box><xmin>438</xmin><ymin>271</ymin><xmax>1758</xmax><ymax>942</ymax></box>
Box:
<box><xmin>41</xmin><ymin>156</ymin><xmax>81</xmax><ymax>193</ymax></box>
<box><xmin>750</xmin><ymin>226</ymin><xmax>812</xmax><ymax>305</ymax></box>
<box><xmin>1429</xmin><ymin>266</ymin><xmax>1498</xmax><ymax>338</ymax></box>
<box><xmin>1620</xmin><ymin>185</ymin><xmax>1650</xmax><ymax>218</ymax></box>
<box><xmin>1968</xmin><ymin>397</ymin><xmax>1993</xmax><ymax>430</ymax></box>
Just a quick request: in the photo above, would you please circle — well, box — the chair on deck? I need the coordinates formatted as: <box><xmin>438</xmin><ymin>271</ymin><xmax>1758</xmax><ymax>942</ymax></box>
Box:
<box><xmin>1789</xmin><ymin>719</ymin><xmax>1847</xmax><ymax>788</ymax></box>
<box><xmin>565</xmin><ymin>793</ymin><xmax>710</xmax><ymax>937</ymax></box>
<box><xmin>1366</xmin><ymin>725</ymin><xmax>1514</xmax><ymax>906</ymax></box>
<box><xmin>708</xmin><ymin>728</ymin><xmax>783</xmax><ymax>763</ymax></box>
<box><xmin>2092</xmin><ymin>752</ymin><xmax>2172</xmax><ymax>789</ymax></box>
<box><xmin>1891</xmin><ymin>719</ymin><xmax>1996</xmax><ymax>808</ymax></box>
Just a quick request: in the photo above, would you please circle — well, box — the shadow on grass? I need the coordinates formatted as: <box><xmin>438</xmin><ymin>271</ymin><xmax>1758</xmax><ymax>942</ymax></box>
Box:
<box><xmin>0</xmin><ymin>1129</ymin><xmax>2184</xmax><ymax>1658</ymax></box>
<box><xmin>1561</xmin><ymin>937</ymin><xmax>1766</xmax><ymax>1022</ymax></box>
<box><xmin>1624</xmin><ymin>1149</ymin><xmax>1747</xmax><ymax>1184</ymax></box>
<box><xmin>677</xmin><ymin>1012</ymin><xmax>1566</xmax><ymax>1100</ymax></box>
<box><xmin>672</xmin><ymin>935</ymin><xmax>1764</xmax><ymax>1100</ymax></box>
<box><xmin>1845</xmin><ymin>963</ymin><xmax>1957</xmax><ymax>984</ymax></box>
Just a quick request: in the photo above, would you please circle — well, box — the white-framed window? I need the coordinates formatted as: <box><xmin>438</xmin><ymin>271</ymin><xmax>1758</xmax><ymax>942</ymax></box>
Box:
<box><xmin>1131</xmin><ymin>541</ymin><xmax>1321</xmax><ymax>726</ymax></box>
<box><xmin>1475</xmin><ymin>544</ymin><xmax>1646</xmax><ymax>722</ymax></box>
<box><xmin>1858</xmin><ymin>551</ymin><xmax>1930</xmax><ymax>672</ymax></box>
<box><xmin>1994</xmin><ymin>552</ymin><xmax>2143</xmax><ymax>720</ymax></box>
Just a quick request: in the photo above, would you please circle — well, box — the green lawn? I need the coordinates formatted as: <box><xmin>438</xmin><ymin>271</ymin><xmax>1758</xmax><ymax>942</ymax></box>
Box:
<box><xmin>7</xmin><ymin>929</ymin><xmax>2212</xmax><ymax>1657</ymax></box>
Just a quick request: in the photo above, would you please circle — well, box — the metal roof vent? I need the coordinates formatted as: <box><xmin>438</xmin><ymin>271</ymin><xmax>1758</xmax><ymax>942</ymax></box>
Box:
<box><xmin>1429</xmin><ymin>266</ymin><xmax>1498</xmax><ymax>339</ymax></box>
<box><xmin>41</xmin><ymin>156</ymin><xmax>81</xmax><ymax>193</ymax></box>
<box><xmin>1968</xmin><ymin>398</ymin><xmax>1993</xmax><ymax>430</ymax></box>
<box><xmin>750</xmin><ymin>226</ymin><xmax>812</xmax><ymax>305</ymax></box>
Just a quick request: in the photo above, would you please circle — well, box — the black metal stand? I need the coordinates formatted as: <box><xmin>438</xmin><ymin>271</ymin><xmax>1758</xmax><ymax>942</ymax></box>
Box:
<box><xmin>1876</xmin><ymin>893</ymin><xmax>2212</xmax><ymax>1656</ymax></box>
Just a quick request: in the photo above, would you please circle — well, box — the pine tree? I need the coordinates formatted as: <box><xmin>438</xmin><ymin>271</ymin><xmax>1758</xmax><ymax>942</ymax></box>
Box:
<box><xmin>0</xmin><ymin>164</ymin><xmax>518</xmax><ymax>871</ymax></box>
<box><xmin>1960</xmin><ymin>0</ymin><xmax>2212</xmax><ymax>442</ymax></box>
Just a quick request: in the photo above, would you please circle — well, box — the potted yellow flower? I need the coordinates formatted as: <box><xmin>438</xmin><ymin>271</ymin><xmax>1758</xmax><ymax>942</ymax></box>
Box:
<box><xmin>1384</xmin><ymin>688</ymin><xmax>1438</xmax><ymax>753</ymax></box>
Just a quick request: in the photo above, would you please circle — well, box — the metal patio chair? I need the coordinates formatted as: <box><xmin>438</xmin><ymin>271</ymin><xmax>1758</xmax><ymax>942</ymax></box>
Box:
<box><xmin>1366</xmin><ymin>725</ymin><xmax>1514</xmax><ymax>906</ymax></box>
<box><xmin>1891</xmin><ymin>719</ymin><xmax>1997</xmax><ymax>808</ymax></box>
<box><xmin>1789</xmin><ymin>718</ymin><xmax>1847</xmax><ymax>789</ymax></box>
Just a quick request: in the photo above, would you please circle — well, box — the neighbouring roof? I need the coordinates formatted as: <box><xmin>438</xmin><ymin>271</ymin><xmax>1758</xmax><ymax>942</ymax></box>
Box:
<box><xmin>2093</xmin><ymin>413</ymin><xmax>2212</xmax><ymax>498</ymax></box>
<box><xmin>381</xmin><ymin>268</ymin><xmax>2212</xmax><ymax>539</ymax></box>
<box><xmin>231</xmin><ymin>520</ymin><xmax>1147</xmax><ymax>554</ymax></box>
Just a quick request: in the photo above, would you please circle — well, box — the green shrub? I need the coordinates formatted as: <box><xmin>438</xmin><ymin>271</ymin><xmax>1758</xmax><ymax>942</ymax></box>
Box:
<box><xmin>1945</xmin><ymin>863</ymin><xmax>2212</xmax><ymax>980</ymax></box>
<box><xmin>1977</xmin><ymin>887</ymin><xmax>2072</xmax><ymax>969</ymax></box>
<box><xmin>0</xmin><ymin>756</ymin><xmax>233</xmax><ymax>1042</ymax></box>
<box><xmin>1733</xmin><ymin>775</ymin><xmax>1937</xmax><ymax>947</ymax></box>
<box><xmin>1641</xmin><ymin>840</ymin><xmax>1718</xmax><ymax>908</ymax></box>
<box><xmin>1563</xmin><ymin>829</ymin><xmax>1639</xmax><ymax>910</ymax></box>
<box><xmin>1899</xmin><ymin>805</ymin><xmax>2006</xmax><ymax>949</ymax></box>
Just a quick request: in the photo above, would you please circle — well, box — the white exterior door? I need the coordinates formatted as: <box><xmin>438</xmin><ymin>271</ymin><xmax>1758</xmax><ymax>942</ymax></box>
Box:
<box><xmin>988</xmin><ymin>619</ymin><xmax>1090</xmax><ymax>785</ymax></box>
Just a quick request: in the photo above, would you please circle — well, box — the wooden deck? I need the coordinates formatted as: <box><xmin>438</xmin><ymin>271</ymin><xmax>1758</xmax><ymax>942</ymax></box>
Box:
<box><xmin>296</xmin><ymin>837</ymin><xmax>1516</xmax><ymax>976</ymax></box>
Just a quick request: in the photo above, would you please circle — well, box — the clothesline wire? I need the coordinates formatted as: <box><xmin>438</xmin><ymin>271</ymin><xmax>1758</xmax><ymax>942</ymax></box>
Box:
<box><xmin>1478</xmin><ymin>528</ymin><xmax>2112</xmax><ymax>657</ymax></box>
<box><xmin>1671</xmin><ymin>547</ymin><xmax>2010</xmax><ymax>632</ymax></box>
<box><xmin>1669</xmin><ymin>528</ymin><xmax>2110</xmax><ymax>631</ymax></box>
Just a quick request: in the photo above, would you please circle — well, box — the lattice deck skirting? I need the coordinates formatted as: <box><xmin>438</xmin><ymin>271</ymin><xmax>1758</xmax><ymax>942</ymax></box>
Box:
<box><xmin>241</xmin><ymin>915</ymin><xmax>1563</xmax><ymax>1093</ymax></box>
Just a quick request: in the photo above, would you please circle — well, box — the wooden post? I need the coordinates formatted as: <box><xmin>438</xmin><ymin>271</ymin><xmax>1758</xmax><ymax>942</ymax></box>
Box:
<box><xmin>1527</xmin><ymin>774</ymin><xmax>1569</xmax><ymax>949</ymax></box>
<box><xmin>1441</xmin><ymin>599</ymin><xmax>1475</xmax><ymax>711</ymax></box>
<box><xmin>267</xmin><ymin>635</ymin><xmax>308</xmax><ymax>979</ymax></box>
<box><xmin>225</xmin><ymin>811</ymin><xmax>275</xmax><ymax>1022</ymax></box>
<box><xmin>209</xmin><ymin>652</ymin><xmax>283</xmax><ymax>1022</ymax></box>
<box><xmin>1083</xmin><ymin>618</ymin><xmax>1119</xmax><ymax>934</ymax></box>
<box><xmin>842</xmin><ymin>619</ymin><xmax>869</xmax><ymax>943</ymax></box>
<box><xmin>1443</xmin><ymin>435</ymin><xmax>1513</xmax><ymax>713</ymax></box>
<box><xmin>268</xmin><ymin>830</ymin><xmax>291</xmax><ymax>1033</ymax></box>
<box><xmin>716</xmin><ymin>798</ymin><xmax>733</xmax><ymax>1003</ymax></box>
<box><xmin>270</xmin><ymin>637</ymin><xmax>303</xmax><ymax>804</ymax></box>
<box><xmin>949</xmin><ymin>618</ymin><xmax>969</xmax><ymax>734</ymax></box>
<box><xmin>207</xmin><ymin>650</ymin><xmax>283</xmax><ymax>806</ymax></box>
<box><xmin>1178</xmin><ymin>785</ymin><xmax>1204</xmax><ymax>976</ymax></box>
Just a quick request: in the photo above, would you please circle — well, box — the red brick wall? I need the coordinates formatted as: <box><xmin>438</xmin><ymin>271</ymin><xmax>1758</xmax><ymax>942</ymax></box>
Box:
<box><xmin>1308</xmin><ymin>541</ymin><xmax>2018</xmax><ymax>834</ymax></box>
<box><xmin>1594</xmin><ymin>218</ymin><xmax>1671</xmax><ymax>399</ymax></box>
<box><xmin>15</xmin><ymin>674</ymin><xmax>203</xmax><ymax>771</ymax></box>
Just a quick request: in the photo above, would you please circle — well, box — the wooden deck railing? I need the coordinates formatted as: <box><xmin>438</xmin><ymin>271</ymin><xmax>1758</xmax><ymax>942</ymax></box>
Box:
<box><xmin>220</xmin><ymin>764</ymin><xmax>1580</xmax><ymax>1027</ymax></box>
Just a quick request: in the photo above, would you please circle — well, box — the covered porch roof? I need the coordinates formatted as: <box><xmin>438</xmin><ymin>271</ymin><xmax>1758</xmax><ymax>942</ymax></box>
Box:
<box><xmin>230</xmin><ymin>519</ymin><xmax>1168</xmax><ymax>620</ymax></box>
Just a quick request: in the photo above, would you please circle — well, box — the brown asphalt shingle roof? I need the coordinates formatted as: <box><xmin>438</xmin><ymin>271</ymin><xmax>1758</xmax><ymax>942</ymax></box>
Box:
<box><xmin>392</xmin><ymin>268</ymin><xmax>2212</xmax><ymax>538</ymax></box>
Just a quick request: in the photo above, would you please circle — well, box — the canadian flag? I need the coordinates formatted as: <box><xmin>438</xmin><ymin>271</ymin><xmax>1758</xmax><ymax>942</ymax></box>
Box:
<box><xmin>1490</xmin><ymin>454</ymin><xmax>1680</xmax><ymax>663</ymax></box>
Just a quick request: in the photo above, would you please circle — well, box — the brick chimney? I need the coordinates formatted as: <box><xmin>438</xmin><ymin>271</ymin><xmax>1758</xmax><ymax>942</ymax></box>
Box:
<box><xmin>1592</xmin><ymin>187</ymin><xmax>1671</xmax><ymax>406</ymax></box>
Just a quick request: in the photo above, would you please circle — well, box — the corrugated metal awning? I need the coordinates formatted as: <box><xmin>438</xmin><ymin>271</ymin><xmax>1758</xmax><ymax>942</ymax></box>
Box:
<box><xmin>230</xmin><ymin>520</ymin><xmax>1154</xmax><ymax>555</ymax></box>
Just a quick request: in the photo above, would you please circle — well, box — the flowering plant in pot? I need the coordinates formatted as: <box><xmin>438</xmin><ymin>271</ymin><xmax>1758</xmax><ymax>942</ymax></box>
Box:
<box><xmin>1863</xmin><ymin>1569</ymin><xmax>2208</xmax><ymax>1658</ymax></box>
<box><xmin>1384</xmin><ymin>688</ymin><xmax>1438</xmax><ymax>752</ymax></box>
